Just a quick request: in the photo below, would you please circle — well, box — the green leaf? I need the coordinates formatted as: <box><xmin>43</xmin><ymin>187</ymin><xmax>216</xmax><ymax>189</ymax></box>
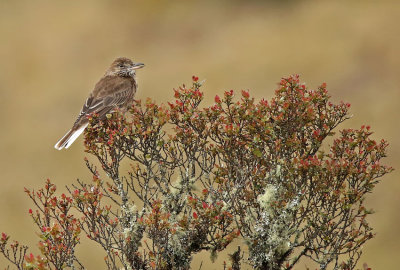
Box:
<box><xmin>253</xmin><ymin>149</ymin><xmax>262</xmax><ymax>157</ymax></box>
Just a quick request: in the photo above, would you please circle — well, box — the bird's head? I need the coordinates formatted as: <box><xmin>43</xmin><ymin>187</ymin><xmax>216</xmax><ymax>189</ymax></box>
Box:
<box><xmin>107</xmin><ymin>57</ymin><xmax>145</xmax><ymax>77</ymax></box>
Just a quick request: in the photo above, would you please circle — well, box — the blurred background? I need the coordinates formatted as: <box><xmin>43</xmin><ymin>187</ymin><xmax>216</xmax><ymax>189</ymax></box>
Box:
<box><xmin>0</xmin><ymin>0</ymin><xmax>399</xmax><ymax>268</ymax></box>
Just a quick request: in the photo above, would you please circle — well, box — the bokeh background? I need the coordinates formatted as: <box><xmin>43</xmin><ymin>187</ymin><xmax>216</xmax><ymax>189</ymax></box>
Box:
<box><xmin>0</xmin><ymin>0</ymin><xmax>399</xmax><ymax>268</ymax></box>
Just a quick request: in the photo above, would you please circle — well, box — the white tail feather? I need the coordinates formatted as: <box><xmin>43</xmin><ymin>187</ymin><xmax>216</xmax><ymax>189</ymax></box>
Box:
<box><xmin>64</xmin><ymin>124</ymin><xmax>87</xmax><ymax>149</ymax></box>
<box><xmin>54</xmin><ymin>123</ymin><xmax>88</xmax><ymax>150</ymax></box>
<box><xmin>54</xmin><ymin>130</ymin><xmax>71</xmax><ymax>150</ymax></box>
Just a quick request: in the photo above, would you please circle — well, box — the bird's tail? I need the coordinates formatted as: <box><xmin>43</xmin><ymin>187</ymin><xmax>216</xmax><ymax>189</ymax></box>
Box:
<box><xmin>54</xmin><ymin>123</ymin><xmax>88</xmax><ymax>150</ymax></box>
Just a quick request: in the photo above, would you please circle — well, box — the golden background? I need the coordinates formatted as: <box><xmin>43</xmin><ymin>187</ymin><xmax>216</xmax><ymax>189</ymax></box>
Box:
<box><xmin>0</xmin><ymin>0</ymin><xmax>399</xmax><ymax>268</ymax></box>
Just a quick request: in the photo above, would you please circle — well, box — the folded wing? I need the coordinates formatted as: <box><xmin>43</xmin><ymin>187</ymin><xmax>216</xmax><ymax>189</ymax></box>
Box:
<box><xmin>54</xmin><ymin>76</ymin><xmax>136</xmax><ymax>150</ymax></box>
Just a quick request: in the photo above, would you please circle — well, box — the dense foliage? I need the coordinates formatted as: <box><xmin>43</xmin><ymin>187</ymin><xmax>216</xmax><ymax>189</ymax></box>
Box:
<box><xmin>0</xmin><ymin>75</ymin><xmax>392</xmax><ymax>269</ymax></box>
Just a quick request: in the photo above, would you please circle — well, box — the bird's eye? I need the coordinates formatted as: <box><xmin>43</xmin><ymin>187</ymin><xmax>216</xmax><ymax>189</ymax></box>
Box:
<box><xmin>118</xmin><ymin>64</ymin><xmax>124</xmax><ymax>68</ymax></box>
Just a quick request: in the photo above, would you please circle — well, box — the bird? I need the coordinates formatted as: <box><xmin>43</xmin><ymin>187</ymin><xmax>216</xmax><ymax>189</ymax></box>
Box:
<box><xmin>54</xmin><ymin>57</ymin><xmax>145</xmax><ymax>150</ymax></box>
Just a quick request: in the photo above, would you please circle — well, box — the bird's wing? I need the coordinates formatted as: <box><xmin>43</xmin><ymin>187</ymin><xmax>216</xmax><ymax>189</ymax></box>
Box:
<box><xmin>73</xmin><ymin>76</ymin><xmax>135</xmax><ymax>127</ymax></box>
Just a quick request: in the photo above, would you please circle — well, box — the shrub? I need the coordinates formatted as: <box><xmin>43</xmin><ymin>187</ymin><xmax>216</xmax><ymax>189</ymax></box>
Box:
<box><xmin>0</xmin><ymin>75</ymin><xmax>392</xmax><ymax>269</ymax></box>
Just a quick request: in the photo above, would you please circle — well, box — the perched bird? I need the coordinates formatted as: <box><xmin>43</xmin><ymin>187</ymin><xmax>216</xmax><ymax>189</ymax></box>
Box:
<box><xmin>54</xmin><ymin>57</ymin><xmax>145</xmax><ymax>150</ymax></box>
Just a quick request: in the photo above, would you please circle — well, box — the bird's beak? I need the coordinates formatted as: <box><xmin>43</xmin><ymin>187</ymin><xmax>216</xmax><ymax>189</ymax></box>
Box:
<box><xmin>131</xmin><ymin>63</ymin><xmax>145</xmax><ymax>70</ymax></box>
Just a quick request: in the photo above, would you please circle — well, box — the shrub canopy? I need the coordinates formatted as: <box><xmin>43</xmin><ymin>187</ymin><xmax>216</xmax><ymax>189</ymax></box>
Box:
<box><xmin>1</xmin><ymin>75</ymin><xmax>392</xmax><ymax>270</ymax></box>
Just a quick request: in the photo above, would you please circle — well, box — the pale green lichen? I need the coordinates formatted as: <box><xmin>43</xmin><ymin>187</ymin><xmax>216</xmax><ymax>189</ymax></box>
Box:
<box><xmin>170</xmin><ymin>175</ymin><xmax>183</xmax><ymax>195</ymax></box>
<box><xmin>257</xmin><ymin>184</ymin><xmax>277</xmax><ymax>209</ymax></box>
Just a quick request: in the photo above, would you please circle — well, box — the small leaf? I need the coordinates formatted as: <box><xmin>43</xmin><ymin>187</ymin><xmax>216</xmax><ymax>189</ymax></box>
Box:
<box><xmin>253</xmin><ymin>149</ymin><xmax>262</xmax><ymax>157</ymax></box>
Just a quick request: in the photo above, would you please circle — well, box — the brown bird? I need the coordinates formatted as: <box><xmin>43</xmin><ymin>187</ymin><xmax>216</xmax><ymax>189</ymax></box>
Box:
<box><xmin>54</xmin><ymin>57</ymin><xmax>145</xmax><ymax>150</ymax></box>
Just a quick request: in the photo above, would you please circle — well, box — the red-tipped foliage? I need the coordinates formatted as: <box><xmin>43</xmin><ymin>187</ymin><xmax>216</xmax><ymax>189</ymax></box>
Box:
<box><xmin>1</xmin><ymin>75</ymin><xmax>392</xmax><ymax>269</ymax></box>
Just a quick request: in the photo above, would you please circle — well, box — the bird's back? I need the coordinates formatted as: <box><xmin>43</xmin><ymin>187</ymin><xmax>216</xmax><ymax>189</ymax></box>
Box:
<box><xmin>92</xmin><ymin>74</ymin><xmax>136</xmax><ymax>100</ymax></box>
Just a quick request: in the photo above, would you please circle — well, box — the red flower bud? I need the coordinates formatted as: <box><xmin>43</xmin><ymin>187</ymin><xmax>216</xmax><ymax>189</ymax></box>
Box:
<box><xmin>1</xmin><ymin>232</ymin><xmax>7</xmax><ymax>241</ymax></box>
<box><xmin>225</xmin><ymin>90</ymin><xmax>234</xmax><ymax>97</ymax></box>
<box><xmin>202</xmin><ymin>202</ymin><xmax>208</xmax><ymax>209</ymax></box>
<box><xmin>241</xmin><ymin>90</ymin><xmax>250</xmax><ymax>98</ymax></box>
